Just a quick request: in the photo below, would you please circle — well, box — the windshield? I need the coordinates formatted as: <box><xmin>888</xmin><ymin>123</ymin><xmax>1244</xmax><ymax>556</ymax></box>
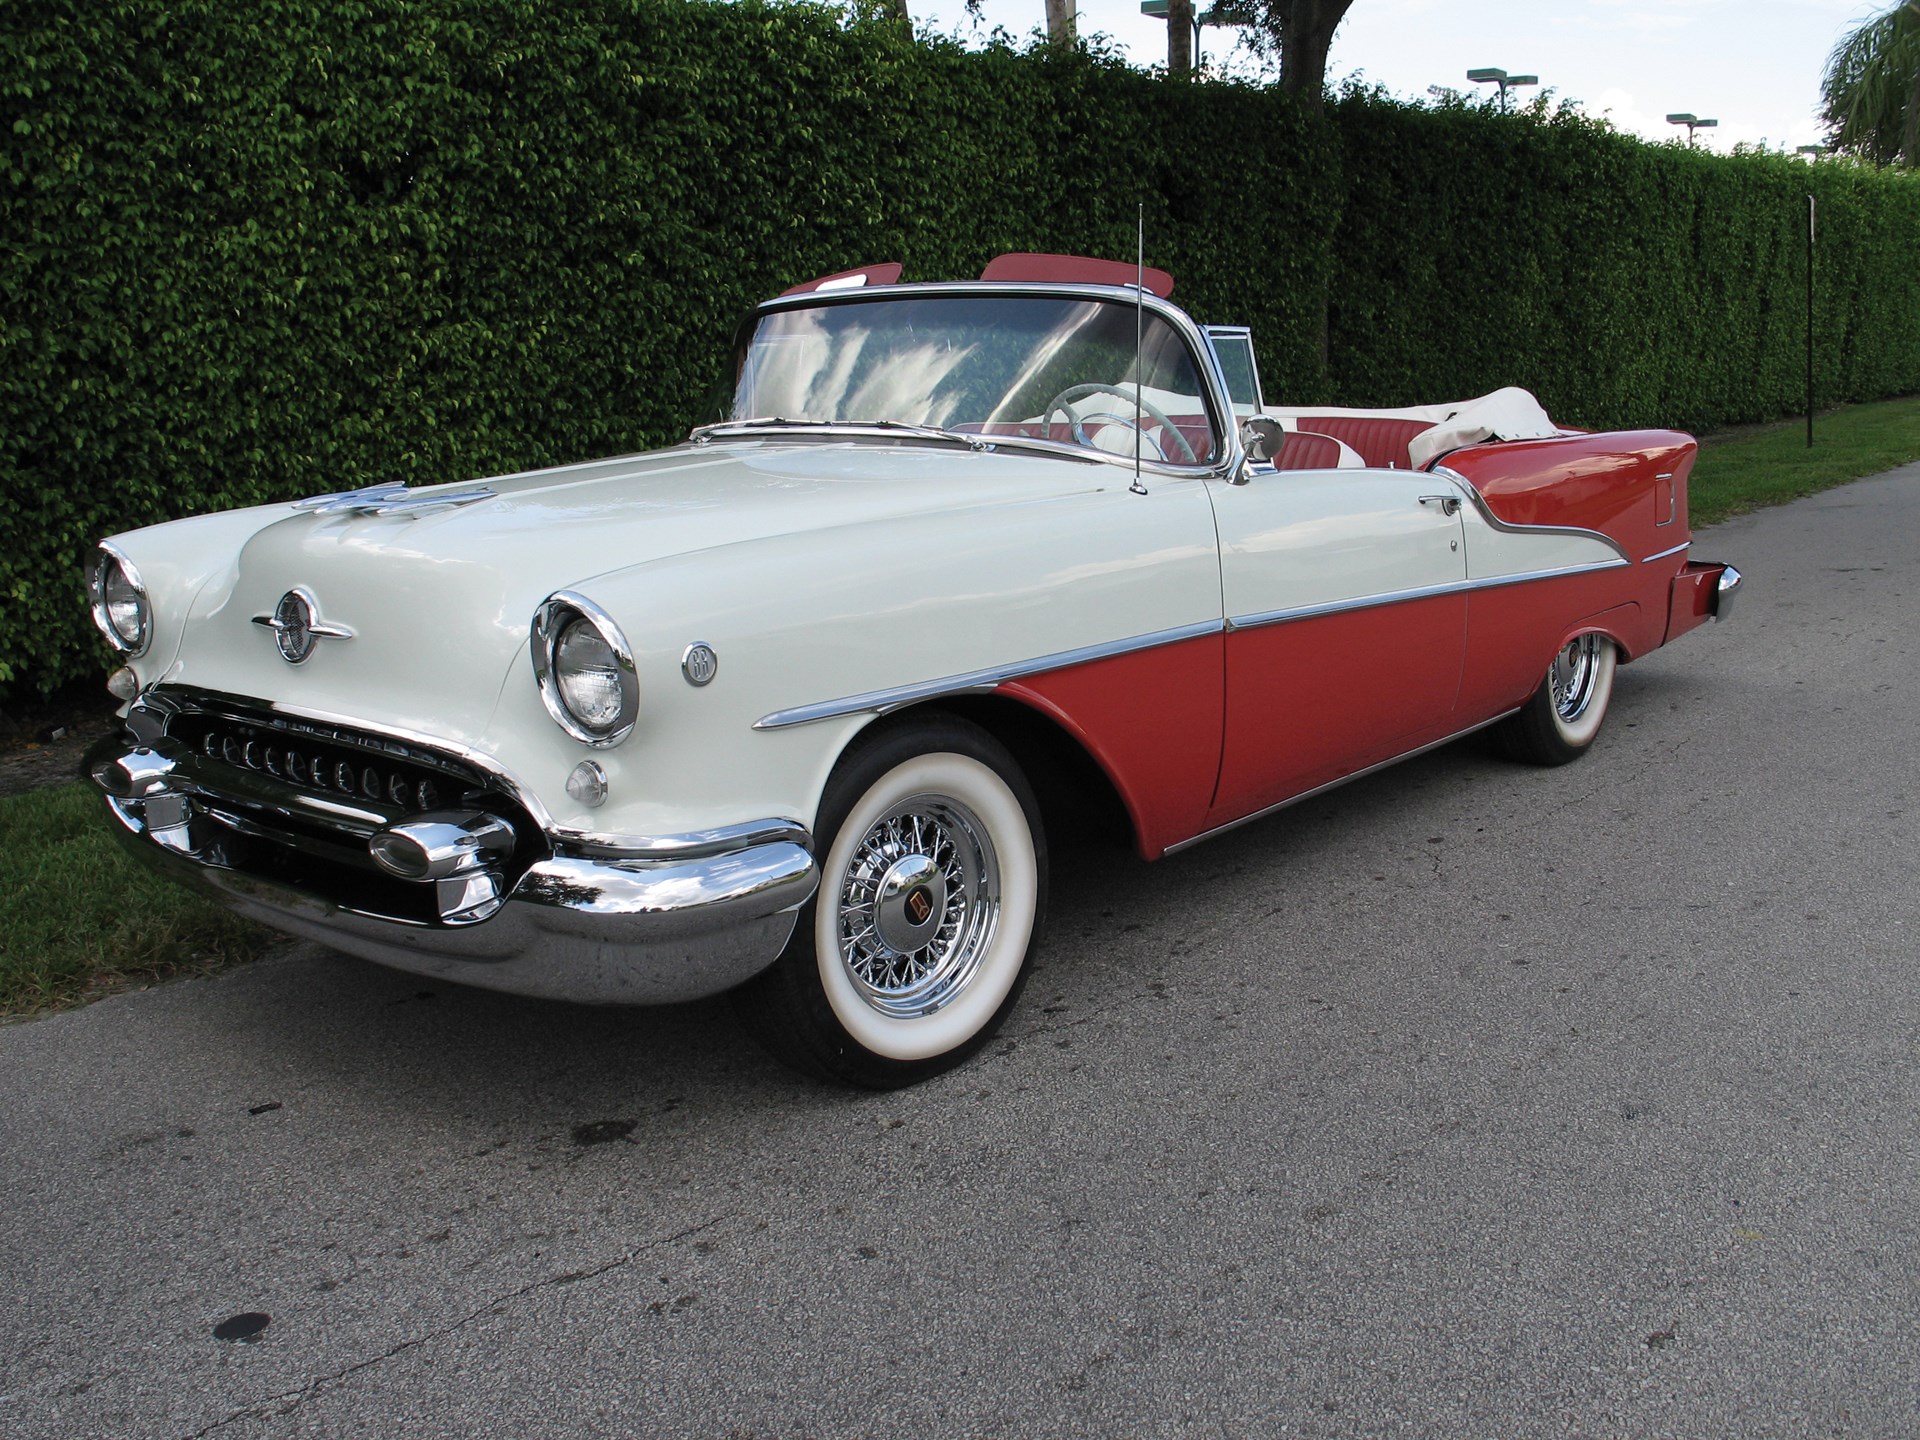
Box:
<box><xmin>730</xmin><ymin>294</ymin><xmax>1221</xmax><ymax>466</ymax></box>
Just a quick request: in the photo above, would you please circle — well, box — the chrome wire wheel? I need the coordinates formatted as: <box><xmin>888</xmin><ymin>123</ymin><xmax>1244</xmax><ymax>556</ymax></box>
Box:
<box><xmin>835</xmin><ymin>796</ymin><xmax>1001</xmax><ymax>1020</ymax></box>
<box><xmin>800</xmin><ymin>736</ymin><xmax>1044</xmax><ymax>1073</ymax></box>
<box><xmin>1496</xmin><ymin>630</ymin><xmax>1617</xmax><ymax>765</ymax></box>
<box><xmin>1549</xmin><ymin>633</ymin><xmax>1604</xmax><ymax>723</ymax></box>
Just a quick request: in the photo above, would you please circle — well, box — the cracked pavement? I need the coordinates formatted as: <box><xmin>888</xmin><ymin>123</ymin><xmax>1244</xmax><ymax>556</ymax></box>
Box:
<box><xmin>4</xmin><ymin>466</ymin><xmax>1919</xmax><ymax>1438</ymax></box>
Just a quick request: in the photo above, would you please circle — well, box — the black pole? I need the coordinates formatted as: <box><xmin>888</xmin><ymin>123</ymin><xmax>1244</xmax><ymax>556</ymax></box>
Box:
<box><xmin>1807</xmin><ymin>192</ymin><xmax>1816</xmax><ymax>449</ymax></box>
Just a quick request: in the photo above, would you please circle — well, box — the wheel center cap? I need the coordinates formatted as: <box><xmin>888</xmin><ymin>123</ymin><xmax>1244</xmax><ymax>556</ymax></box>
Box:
<box><xmin>874</xmin><ymin>853</ymin><xmax>947</xmax><ymax>953</ymax></box>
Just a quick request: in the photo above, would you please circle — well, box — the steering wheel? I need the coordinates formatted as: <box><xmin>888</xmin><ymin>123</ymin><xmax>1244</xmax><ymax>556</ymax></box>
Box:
<box><xmin>1041</xmin><ymin>383</ymin><xmax>1200</xmax><ymax>464</ymax></box>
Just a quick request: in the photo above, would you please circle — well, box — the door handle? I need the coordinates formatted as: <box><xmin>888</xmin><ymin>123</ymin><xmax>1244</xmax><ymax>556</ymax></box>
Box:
<box><xmin>1418</xmin><ymin>494</ymin><xmax>1461</xmax><ymax>516</ymax></box>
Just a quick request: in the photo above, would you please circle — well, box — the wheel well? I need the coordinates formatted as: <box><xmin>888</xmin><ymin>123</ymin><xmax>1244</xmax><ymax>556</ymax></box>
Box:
<box><xmin>849</xmin><ymin>695</ymin><xmax>1137</xmax><ymax>854</ymax></box>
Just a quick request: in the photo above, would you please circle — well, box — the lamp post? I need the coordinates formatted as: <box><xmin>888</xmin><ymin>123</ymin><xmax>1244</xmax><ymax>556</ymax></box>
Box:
<box><xmin>1666</xmin><ymin>113</ymin><xmax>1719</xmax><ymax>146</ymax></box>
<box><xmin>1467</xmin><ymin>67</ymin><xmax>1538</xmax><ymax>113</ymax></box>
<box><xmin>1796</xmin><ymin>144</ymin><xmax>1829</xmax><ymax>160</ymax></box>
<box><xmin>1139</xmin><ymin>1</ymin><xmax>1233</xmax><ymax>69</ymax></box>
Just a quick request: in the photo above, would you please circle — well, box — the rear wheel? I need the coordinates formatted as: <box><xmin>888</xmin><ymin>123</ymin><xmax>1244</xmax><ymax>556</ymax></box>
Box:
<box><xmin>1495</xmin><ymin>632</ymin><xmax>1617</xmax><ymax>765</ymax></box>
<box><xmin>735</xmin><ymin>718</ymin><xmax>1046</xmax><ymax>1088</ymax></box>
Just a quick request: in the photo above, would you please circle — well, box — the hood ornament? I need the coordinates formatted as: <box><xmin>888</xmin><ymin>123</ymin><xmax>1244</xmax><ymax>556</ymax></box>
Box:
<box><xmin>253</xmin><ymin>588</ymin><xmax>354</xmax><ymax>664</ymax></box>
<box><xmin>293</xmin><ymin>482</ymin><xmax>496</xmax><ymax>517</ymax></box>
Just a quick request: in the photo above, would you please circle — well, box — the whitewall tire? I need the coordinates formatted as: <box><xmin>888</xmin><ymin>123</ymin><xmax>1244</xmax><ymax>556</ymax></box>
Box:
<box><xmin>1496</xmin><ymin>632</ymin><xmax>1618</xmax><ymax>765</ymax></box>
<box><xmin>735</xmin><ymin>717</ymin><xmax>1046</xmax><ymax>1088</ymax></box>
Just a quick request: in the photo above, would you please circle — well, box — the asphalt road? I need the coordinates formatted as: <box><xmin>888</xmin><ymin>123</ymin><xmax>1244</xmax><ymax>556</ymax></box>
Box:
<box><xmin>4</xmin><ymin>466</ymin><xmax>1918</xmax><ymax>1440</ymax></box>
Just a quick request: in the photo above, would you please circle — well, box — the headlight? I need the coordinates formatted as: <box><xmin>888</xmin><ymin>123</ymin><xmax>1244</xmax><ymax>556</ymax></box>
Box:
<box><xmin>530</xmin><ymin>592</ymin><xmax>639</xmax><ymax>746</ymax></box>
<box><xmin>88</xmin><ymin>546</ymin><xmax>151</xmax><ymax>656</ymax></box>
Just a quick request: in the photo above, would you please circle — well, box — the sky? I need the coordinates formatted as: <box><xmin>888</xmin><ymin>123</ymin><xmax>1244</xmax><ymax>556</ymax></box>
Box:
<box><xmin>906</xmin><ymin>0</ymin><xmax>1864</xmax><ymax>154</ymax></box>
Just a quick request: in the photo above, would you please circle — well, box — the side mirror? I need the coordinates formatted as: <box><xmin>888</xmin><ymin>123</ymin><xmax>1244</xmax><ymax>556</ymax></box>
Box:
<box><xmin>1240</xmin><ymin>417</ymin><xmax>1284</xmax><ymax>465</ymax></box>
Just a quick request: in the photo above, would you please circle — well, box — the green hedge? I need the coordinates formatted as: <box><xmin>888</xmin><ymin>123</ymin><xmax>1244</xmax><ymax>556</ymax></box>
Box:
<box><xmin>1327</xmin><ymin>94</ymin><xmax>1920</xmax><ymax>431</ymax></box>
<box><xmin>2</xmin><ymin>0</ymin><xmax>1914</xmax><ymax>697</ymax></box>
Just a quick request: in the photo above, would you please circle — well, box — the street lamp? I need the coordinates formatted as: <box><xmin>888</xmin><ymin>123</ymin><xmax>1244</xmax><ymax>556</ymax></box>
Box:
<box><xmin>1666</xmin><ymin>113</ymin><xmax>1719</xmax><ymax>146</ymax></box>
<box><xmin>1467</xmin><ymin>67</ymin><xmax>1538</xmax><ymax>113</ymax></box>
<box><xmin>1139</xmin><ymin>1</ymin><xmax>1234</xmax><ymax>66</ymax></box>
<box><xmin>1796</xmin><ymin>144</ymin><xmax>1829</xmax><ymax>160</ymax></box>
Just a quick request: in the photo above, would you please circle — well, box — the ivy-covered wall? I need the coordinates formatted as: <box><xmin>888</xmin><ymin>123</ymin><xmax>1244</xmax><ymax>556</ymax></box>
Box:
<box><xmin>2</xmin><ymin>0</ymin><xmax>1912</xmax><ymax>696</ymax></box>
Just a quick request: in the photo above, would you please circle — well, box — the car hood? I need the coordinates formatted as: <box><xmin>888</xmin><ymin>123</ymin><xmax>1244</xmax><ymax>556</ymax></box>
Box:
<box><xmin>160</xmin><ymin>439</ymin><xmax>1116</xmax><ymax>750</ymax></box>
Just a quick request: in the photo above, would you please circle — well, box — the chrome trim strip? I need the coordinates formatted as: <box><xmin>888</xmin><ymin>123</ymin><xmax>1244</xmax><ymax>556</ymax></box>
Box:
<box><xmin>753</xmin><ymin>619</ymin><xmax>1227</xmax><ymax>730</ymax></box>
<box><xmin>1163</xmin><ymin>709</ymin><xmax>1521</xmax><ymax>856</ymax></box>
<box><xmin>1226</xmin><ymin>560</ymin><xmax>1631</xmax><ymax>633</ymax></box>
<box><xmin>1641</xmin><ymin>540</ymin><xmax>1692</xmax><ymax>564</ymax></box>
<box><xmin>1429</xmin><ymin>466</ymin><xmax>1631</xmax><ymax>562</ymax></box>
<box><xmin>552</xmin><ymin>818</ymin><xmax>813</xmax><ymax>860</ymax></box>
<box><xmin>694</xmin><ymin>422</ymin><xmax>1185</xmax><ymax>477</ymax></box>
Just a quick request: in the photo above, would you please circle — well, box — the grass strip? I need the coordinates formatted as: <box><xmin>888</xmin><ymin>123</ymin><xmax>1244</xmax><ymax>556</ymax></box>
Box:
<box><xmin>1691</xmin><ymin>395</ymin><xmax>1920</xmax><ymax>526</ymax></box>
<box><xmin>0</xmin><ymin>781</ymin><xmax>277</xmax><ymax>1016</ymax></box>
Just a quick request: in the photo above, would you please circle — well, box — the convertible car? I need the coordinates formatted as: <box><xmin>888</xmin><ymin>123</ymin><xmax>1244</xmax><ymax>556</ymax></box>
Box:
<box><xmin>85</xmin><ymin>254</ymin><xmax>1739</xmax><ymax>1086</ymax></box>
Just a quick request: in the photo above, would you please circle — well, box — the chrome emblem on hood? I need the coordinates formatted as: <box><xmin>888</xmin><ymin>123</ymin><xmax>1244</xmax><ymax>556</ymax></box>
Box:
<box><xmin>252</xmin><ymin>588</ymin><xmax>355</xmax><ymax>664</ymax></box>
<box><xmin>292</xmin><ymin>482</ymin><xmax>496</xmax><ymax>517</ymax></box>
<box><xmin>681</xmin><ymin>642</ymin><xmax>719</xmax><ymax>687</ymax></box>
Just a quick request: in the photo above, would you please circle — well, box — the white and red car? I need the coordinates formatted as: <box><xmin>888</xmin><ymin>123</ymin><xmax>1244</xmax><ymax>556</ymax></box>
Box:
<box><xmin>86</xmin><ymin>254</ymin><xmax>1738</xmax><ymax>1086</ymax></box>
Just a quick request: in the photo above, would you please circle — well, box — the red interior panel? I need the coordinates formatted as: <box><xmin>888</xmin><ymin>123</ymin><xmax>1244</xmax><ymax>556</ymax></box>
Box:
<box><xmin>1272</xmin><ymin>432</ymin><xmax>1346</xmax><ymax>470</ymax></box>
<box><xmin>1289</xmin><ymin>417</ymin><xmax>1432</xmax><ymax>470</ymax></box>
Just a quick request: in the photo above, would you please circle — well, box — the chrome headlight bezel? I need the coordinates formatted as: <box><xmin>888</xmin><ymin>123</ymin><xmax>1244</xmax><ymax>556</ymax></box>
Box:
<box><xmin>88</xmin><ymin>544</ymin><xmax>151</xmax><ymax>657</ymax></box>
<box><xmin>530</xmin><ymin>591</ymin><xmax>639</xmax><ymax>747</ymax></box>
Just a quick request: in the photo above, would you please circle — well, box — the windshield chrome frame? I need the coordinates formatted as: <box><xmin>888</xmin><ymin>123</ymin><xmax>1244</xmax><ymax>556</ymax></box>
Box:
<box><xmin>721</xmin><ymin>282</ymin><xmax>1246</xmax><ymax>483</ymax></box>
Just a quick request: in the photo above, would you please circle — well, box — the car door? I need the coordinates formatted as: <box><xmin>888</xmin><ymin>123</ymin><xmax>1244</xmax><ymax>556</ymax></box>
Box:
<box><xmin>1204</xmin><ymin>465</ymin><xmax>1469</xmax><ymax>828</ymax></box>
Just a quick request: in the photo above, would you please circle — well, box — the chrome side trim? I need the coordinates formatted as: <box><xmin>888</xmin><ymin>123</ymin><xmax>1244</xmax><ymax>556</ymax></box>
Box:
<box><xmin>753</xmin><ymin>619</ymin><xmax>1226</xmax><ymax>730</ymax></box>
<box><xmin>1641</xmin><ymin>540</ymin><xmax>1692</xmax><ymax>564</ymax></box>
<box><xmin>1429</xmin><ymin>466</ymin><xmax>1631</xmax><ymax>563</ymax></box>
<box><xmin>1163</xmin><ymin>709</ymin><xmax>1521</xmax><ymax>856</ymax></box>
<box><xmin>1226</xmin><ymin>560</ymin><xmax>1631</xmax><ymax>634</ymax></box>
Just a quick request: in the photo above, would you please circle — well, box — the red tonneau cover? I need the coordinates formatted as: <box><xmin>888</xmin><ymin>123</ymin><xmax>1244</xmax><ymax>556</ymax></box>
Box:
<box><xmin>980</xmin><ymin>252</ymin><xmax>1174</xmax><ymax>298</ymax></box>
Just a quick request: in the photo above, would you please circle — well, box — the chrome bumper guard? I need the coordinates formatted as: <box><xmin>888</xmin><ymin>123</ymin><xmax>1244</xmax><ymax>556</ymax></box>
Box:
<box><xmin>1711</xmin><ymin>562</ymin><xmax>1742</xmax><ymax>620</ymax></box>
<box><xmin>87</xmin><ymin>723</ymin><xmax>816</xmax><ymax>1005</ymax></box>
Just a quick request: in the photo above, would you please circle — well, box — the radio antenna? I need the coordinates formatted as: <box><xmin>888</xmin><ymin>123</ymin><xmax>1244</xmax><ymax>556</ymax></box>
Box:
<box><xmin>1131</xmin><ymin>203</ymin><xmax>1148</xmax><ymax>496</ymax></box>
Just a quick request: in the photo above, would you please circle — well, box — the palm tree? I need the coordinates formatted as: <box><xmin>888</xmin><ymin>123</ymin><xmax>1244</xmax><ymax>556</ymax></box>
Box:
<box><xmin>1823</xmin><ymin>0</ymin><xmax>1920</xmax><ymax>166</ymax></box>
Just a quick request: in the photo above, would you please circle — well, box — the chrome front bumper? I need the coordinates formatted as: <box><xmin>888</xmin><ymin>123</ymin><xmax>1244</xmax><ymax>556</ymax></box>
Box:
<box><xmin>87</xmin><ymin>720</ymin><xmax>817</xmax><ymax>1005</ymax></box>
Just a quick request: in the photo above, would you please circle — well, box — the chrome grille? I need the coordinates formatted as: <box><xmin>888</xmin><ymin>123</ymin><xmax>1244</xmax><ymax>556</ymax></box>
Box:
<box><xmin>171</xmin><ymin>712</ymin><xmax>473</xmax><ymax>815</ymax></box>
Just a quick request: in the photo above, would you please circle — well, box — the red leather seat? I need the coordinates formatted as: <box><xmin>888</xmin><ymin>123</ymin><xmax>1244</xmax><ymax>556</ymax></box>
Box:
<box><xmin>1272</xmin><ymin>431</ymin><xmax>1346</xmax><ymax>470</ymax></box>
<box><xmin>1291</xmin><ymin>416</ymin><xmax>1432</xmax><ymax>469</ymax></box>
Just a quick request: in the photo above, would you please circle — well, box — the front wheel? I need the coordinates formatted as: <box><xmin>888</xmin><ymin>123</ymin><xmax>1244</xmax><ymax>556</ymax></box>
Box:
<box><xmin>1494</xmin><ymin>632</ymin><xmax>1617</xmax><ymax>765</ymax></box>
<box><xmin>735</xmin><ymin>718</ymin><xmax>1046</xmax><ymax>1088</ymax></box>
